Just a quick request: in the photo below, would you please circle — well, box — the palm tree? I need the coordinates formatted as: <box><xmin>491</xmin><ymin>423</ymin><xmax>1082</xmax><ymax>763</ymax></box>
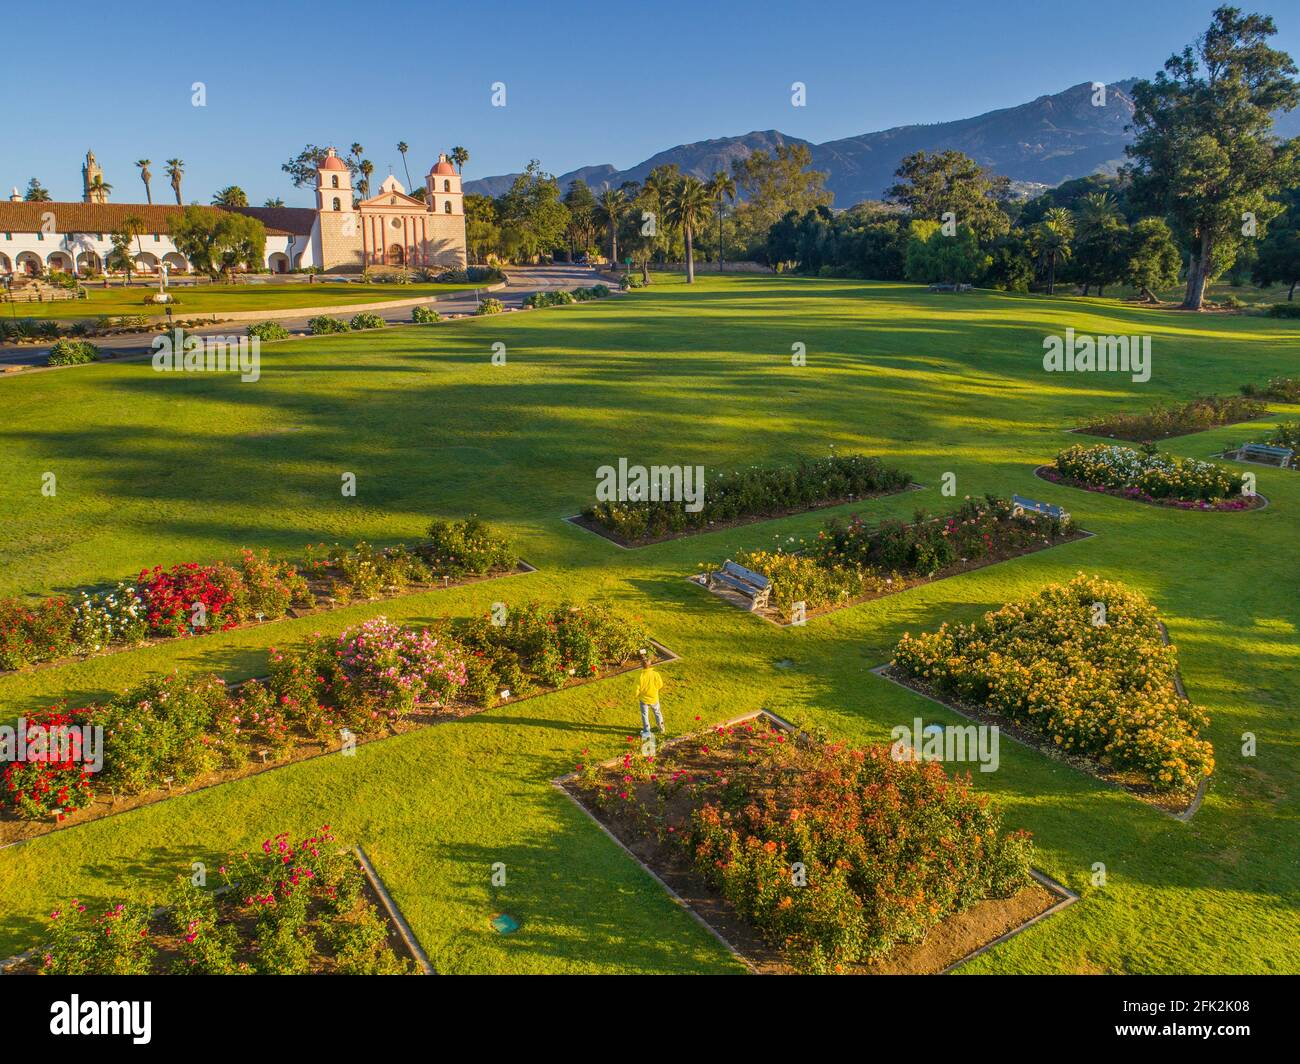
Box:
<box><xmin>165</xmin><ymin>159</ymin><xmax>184</xmax><ymax>205</ymax></box>
<box><xmin>596</xmin><ymin>187</ymin><xmax>627</xmax><ymax>268</ymax></box>
<box><xmin>263</xmin><ymin>197</ymin><xmax>285</xmax><ymax>208</ymax></box>
<box><xmin>1033</xmin><ymin>207</ymin><xmax>1075</xmax><ymax>295</ymax></box>
<box><xmin>450</xmin><ymin>146</ymin><xmax>469</xmax><ymax>175</ymax></box>
<box><xmin>136</xmin><ymin>160</ymin><xmax>153</xmax><ymax>204</ymax></box>
<box><xmin>642</xmin><ymin>166</ymin><xmax>679</xmax><ymax>262</ymax></box>
<box><xmin>359</xmin><ymin>160</ymin><xmax>374</xmax><ymax>198</ymax></box>
<box><xmin>397</xmin><ymin>141</ymin><xmax>412</xmax><ymax>189</ymax></box>
<box><xmin>211</xmin><ymin>186</ymin><xmax>248</xmax><ymax>207</ymax></box>
<box><xmin>704</xmin><ymin>171</ymin><xmax>737</xmax><ymax>271</ymax></box>
<box><xmin>665</xmin><ymin>177</ymin><xmax>713</xmax><ymax>283</ymax></box>
<box><xmin>86</xmin><ymin>175</ymin><xmax>113</xmax><ymax>201</ymax></box>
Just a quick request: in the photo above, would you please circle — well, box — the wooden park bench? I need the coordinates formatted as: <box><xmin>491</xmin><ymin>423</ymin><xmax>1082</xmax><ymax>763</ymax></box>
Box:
<box><xmin>707</xmin><ymin>560</ymin><xmax>772</xmax><ymax>611</ymax></box>
<box><xmin>1012</xmin><ymin>494</ymin><xmax>1068</xmax><ymax>520</ymax></box>
<box><xmin>1238</xmin><ymin>442</ymin><xmax>1293</xmax><ymax>468</ymax></box>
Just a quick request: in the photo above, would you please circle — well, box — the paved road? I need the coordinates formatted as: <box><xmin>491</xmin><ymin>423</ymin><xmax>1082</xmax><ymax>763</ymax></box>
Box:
<box><xmin>0</xmin><ymin>265</ymin><xmax>615</xmax><ymax>370</ymax></box>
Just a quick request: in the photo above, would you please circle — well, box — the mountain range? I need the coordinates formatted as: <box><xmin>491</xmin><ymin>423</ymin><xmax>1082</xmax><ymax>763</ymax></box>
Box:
<box><xmin>466</xmin><ymin>79</ymin><xmax>1300</xmax><ymax>207</ymax></box>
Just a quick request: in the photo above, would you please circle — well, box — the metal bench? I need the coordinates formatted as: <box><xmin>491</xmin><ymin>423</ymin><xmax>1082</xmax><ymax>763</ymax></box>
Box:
<box><xmin>1012</xmin><ymin>494</ymin><xmax>1068</xmax><ymax>520</ymax></box>
<box><xmin>707</xmin><ymin>560</ymin><xmax>772</xmax><ymax>611</ymax></box>
<box><xmin>1239</xmin><ymin>442</ymin><xmax>1293</xmax><ymax>468</ymax></box>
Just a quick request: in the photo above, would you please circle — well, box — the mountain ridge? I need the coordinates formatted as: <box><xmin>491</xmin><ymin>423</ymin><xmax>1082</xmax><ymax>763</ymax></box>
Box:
<box><xmin>467</xmin><ymin>78</ymin><xmax>1300</xmax><ymax>206</ymax></box>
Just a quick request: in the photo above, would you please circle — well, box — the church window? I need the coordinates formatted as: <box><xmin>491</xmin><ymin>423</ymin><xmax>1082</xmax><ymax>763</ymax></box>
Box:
<box><xmin>332</xmin><ymin>197</ymin><xmax>341</xmax><ymax>211</ymax></box>
<box><xmin>332</xmin><ymin>175</ymin><xmax>339</xmax><ymax>188</ymax></box>
<box><xmin>443</xmin><ymin>180</ymin><xmax>450</xmax><ymax>192</ymax></box>
<box><xmin>444</xmin><ymin>201</ymin><xmax>452</xmax><ymax>214</ymax></box>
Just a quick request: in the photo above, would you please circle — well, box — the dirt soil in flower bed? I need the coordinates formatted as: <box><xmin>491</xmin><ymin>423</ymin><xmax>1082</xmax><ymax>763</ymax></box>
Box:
<box><xmin>1035</xmin><ymin>465</ymin><xmax>1266</xmax><ymax>513</ymax></box>
<box><xmin>559</xmin><ymin>713</ymin><xmax>1061</xmax><ymax>975</ymax></box>
<box><xmin>0</xmin><ymin>642</ymin><xmax>674</xmax><ymax>850</ymax></box>
<box><xmin>567</xmin><ymin>483</ymin><xmax>924</xmax><ymax>548</ymax></box>
<box><xmin>1</xmin><ymin>561</ymin><xmax>536</xmax><ymax>679</ymax></box>
<box><xmin>875</xmin><ymin>665</ymin><xmax>1203</xmax><ymax>818</ymax></box>
<box><xmin>694</xmin><ymin>527</ymin><xmax>1092</xmax><ymax>627</ymax></box>
<box><xmin>1</xmin><ymin>850</ymin><xmax>422</xmax><ymax>975</ymax></box>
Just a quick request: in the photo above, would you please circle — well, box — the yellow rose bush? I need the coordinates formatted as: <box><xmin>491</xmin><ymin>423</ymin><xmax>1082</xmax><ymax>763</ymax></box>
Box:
<box><xmin>891</xmin><ymin>574</ymin><xmax>1214</xmax><ymax>792</ymax></box>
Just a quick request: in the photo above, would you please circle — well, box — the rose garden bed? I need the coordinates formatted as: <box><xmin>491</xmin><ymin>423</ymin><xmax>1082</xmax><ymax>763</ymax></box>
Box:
<box><xmin>1076</xmin><ymin>394</ymin><xmax>1269</xmax><ymax>443</ymax></box>
<box><xmin>883</xmin><ymin>573</ymin><xmax>1212</xmax><ymax>815</ymax></box>
<box><xmin>557</xmin><ymin>711</ymin><xmax>1075</xmax><ymax>974</ymax></box>
<box><xmin>1039</xmin><ymin>445</ymin><xmax>1264</xmax><ymax>512</ymax></box>
<box><xmin>692</xmin><ymin>495</ymin><xmax>1089</xmax><ymax>625</ymax></box>
<box><xmin>0</xmin><ymin>602</ymin><xmax>674</xmax><ymax>848</ymax></box>
<box><xmin>0</xmin><ymin>827</ymin><xmax>429</xmax><ymax>975</ymax></box>
<box><xmin>0</xmin><ymin>518</ymin><xmax>525</xmax><ymax>675</ymax></box>
<box><xmin>569</xmin><ymin>453</ymin><xmax>917</xmax><ymax>548</ymax></box>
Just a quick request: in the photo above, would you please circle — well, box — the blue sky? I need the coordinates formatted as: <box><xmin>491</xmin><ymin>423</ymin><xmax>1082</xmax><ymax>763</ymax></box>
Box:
<box><xmin>5</xmin><ymin>0</ymin><xmax>1299</xmax><ymax>205</ymax></box>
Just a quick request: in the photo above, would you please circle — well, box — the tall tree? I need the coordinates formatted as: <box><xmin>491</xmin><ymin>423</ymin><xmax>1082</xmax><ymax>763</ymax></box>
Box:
<box><xmin>168</xmin><ymin>206</ymin><xmax>266</xmax><ymax>280</ymax></box>
<box><xmin>887</xmin><ymin>150</ymin><xmax>1012</xmax><ymax>240</ymax></box>
<box><xmin>1071</xmin><ymin>192</ymin><xmax>1128</xmax><ymax>295</ymax></box>
<box><xmin>450</xmin><ymin>146</ymin><xmax>469</xmax><ymax>174</ymax></box>
<box><xmin>665</xmin><ymin>177</ymin><xmax>713</xmax><ymax>283</ymax></box>
<box><xmin>23</xmin><ymin>178</ymin><xmax>50</xmax><ymax>202</ymax></box>
<box><xmin>642</xmin><ymin>165</ymin><xmax>681</xmax><ymax>261</ymax></box>
<box><xmin>596</xmin><ymin>186</ymin><xmax>628</xmax><ymax>267</ymax></box>
<box><xmin>497</xmin><ymin>161</ymin><xmax>569</xmax><ymax>261</ymax></box>
<box><xmin>731</xmin><ymin>144</ymin><xmax>832</xmax><ymax>253</ymax></box>
<box><xmin>563</xmin><ymin>179</ymin><xmax>597</xmax><ymax>258</ymax></box>
<box><xmin>1125</xmin><ymin>6</ymin><xmax>1300</xmax><ymax>309</ymax></box>
<box><xmin>263</xmin><ymin>197</ymin><xmax>286</xmax><ymax>208</ymax></box>
<box><xmin>165</xmin><ymin>159</ymin><xmax>185</xmax><ymax>205</ymax></box>
<box><xmin>86</xmin><ymin>175</ymin><xmax>112</xmax><ymax>200</ymax></box>
<box><xmin>136</xmin><ymin>159</ymin><xmax>153</xmax><ymax>204</ymax></box>
<box><xmin>1254</xmin><ymin>188</ymin><xmax>1300</xmax><ymax>298</ymax></box>
<box><xmin>211</xmin><ymin>186</ymin><xmax>249</xmax><ymax>207</ymax></box>
<box><xmin>464</xmin><ymin>193</ymin><xmax>501</xmax><ymax>264</ymax></box>
<box><xmin>705</xmin><ymin>170</ymin><xmax>737</xmax><ymax>270</ymax></box>
<box><xmin>397</xmin><ymin>141</ymin><xmax>412</xmax><ymax>189</ymax></box>
<box><xmin>359</xmin><ymin>159</ymin><xmax>374</xmax><ymax>198</ymax></box>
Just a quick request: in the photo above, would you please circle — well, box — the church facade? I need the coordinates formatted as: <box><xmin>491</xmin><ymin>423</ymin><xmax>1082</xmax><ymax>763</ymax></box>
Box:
<box><xmin>0</xmin><ymin>148</ymin><xmax>466</xmax><ymax>278</ymax></box>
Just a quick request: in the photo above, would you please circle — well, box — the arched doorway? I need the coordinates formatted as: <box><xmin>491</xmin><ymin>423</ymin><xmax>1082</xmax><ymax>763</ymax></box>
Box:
<box><xmin>46</xmin><ymin>251</ymin><xmax>74</xmax><ymax>274</ymax></box>
<box><xmin>162</xmin><ymin>253</ymin><xmax>188</xmax><ymax>274</ymax></box>
<box><xmin>387</xmin><ymin>243</ymin><xmax>405</xmax><ymax>266</ymax></box>
<box><xmin>268</xmin><ymin>252</ymin><xmax>289</xmax><ymax>274</ymax></box>
<box><xmin>16</xmin><ymin>252</ymin><xmax>41</xmax><ymax>276</ymax></box>
<box><xmin>76</xmin><ymin>251</ymin><xmax>102</xmax><ymax>274</ymax></box>
<box><xmin>0</xmin><ymin>253</ymin><xmax>11</xmax><ymax>276</ymax></box>
<box><xmin>134</xmin><ymin>252</ymin><xmax>159</xmax><ymax>274</ymax></box>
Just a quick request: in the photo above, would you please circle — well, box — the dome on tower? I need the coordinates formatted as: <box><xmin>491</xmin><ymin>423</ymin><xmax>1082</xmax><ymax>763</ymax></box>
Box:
<box><xmin>431</xmin><ymin>155</ymin><xmax>456</xmax><ymax>176</ymax></box>
<box><xmin>320</xmin><ymin>148</ymin><xmax>348</xmax><ymax>172</ymax></box>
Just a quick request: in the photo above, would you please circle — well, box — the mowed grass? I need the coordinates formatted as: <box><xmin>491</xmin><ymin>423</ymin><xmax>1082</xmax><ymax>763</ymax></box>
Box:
<box><xmin>0</xmin><ymin>274</ymin><xmax>1296</xmax><ymax>974</ymax></box>
<box><xmin>1</xmin><ymin>280</ymin><xmax>480</xmax><ymax>321</ymax></box>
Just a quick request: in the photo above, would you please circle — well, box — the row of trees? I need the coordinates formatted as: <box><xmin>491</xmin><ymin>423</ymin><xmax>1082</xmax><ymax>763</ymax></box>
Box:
<box><xmin>765</xmin><ymin>7</ymin><xmax>1300</xmax><ymax>309</ymax></box>
<box><xmin>464</xmin><ymin>143</ymin><xmax>833</xmax><ymax>283</ymax></box>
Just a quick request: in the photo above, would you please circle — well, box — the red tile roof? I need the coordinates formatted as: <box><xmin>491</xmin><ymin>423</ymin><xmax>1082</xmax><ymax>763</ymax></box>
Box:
<box><xmin>0</xmin><ymin>201</ymin><xmax>299</xmax><ymax>236</ymax></box>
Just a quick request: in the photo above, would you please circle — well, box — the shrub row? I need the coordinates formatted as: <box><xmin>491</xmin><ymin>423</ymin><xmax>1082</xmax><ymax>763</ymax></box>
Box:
<box><xmin>0</xmin><ymin>519</ymin><xmax>517</xmax><ymax>672</ymax></box>
<box><xmin>584</xmin><ymin>453</ymin><xmax>913</xmax><ymax>543</ymax></box>
<box><xmin>726</xmin><ymin>495</ymin><xmax>1074</xmax><ymax>621</ymax></box>
<box><xmin>1241</xmin><ymin>376</ymin><xmax>1300</xmax><ymax>402</ymax></box>
<box><xmin>33</xmin><ymin>827</ymin><xmax>413</xmax><ymax>974</ymax></box>
<box><xmin>1053</xmin><ymin>443</ymin><xmax>1246</xmax><ymax>505</ymax></box>
<box><xmin>892</xmin><ymin>573</ymin><xmax>1215</xmax><ymax>791</ymax></box>
<box><xmin>1</xmin><ymin>601</ymin><xmax>650</xmax><ymax>821</ymax></box>
<box><xmin>1081</xmin><ymin>394</ymin><xmax>1267</xmax><ymax>442</ymax></box>
<box><xmin>578</xmin><ymin>718</ymin><xmax>1032</xmax><ymax>973</ymax></box>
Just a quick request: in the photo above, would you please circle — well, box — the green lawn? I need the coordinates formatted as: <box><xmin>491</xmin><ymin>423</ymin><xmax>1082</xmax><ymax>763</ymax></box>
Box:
<box><xmin>1</xmin><ymin>280</ymin><xmax>481</xmax><ymax>321</ymax></box>
<box><xmin>0</xmin><ymin>274</ymin><xmax>1296</xmax><ymax>974</ymax></box>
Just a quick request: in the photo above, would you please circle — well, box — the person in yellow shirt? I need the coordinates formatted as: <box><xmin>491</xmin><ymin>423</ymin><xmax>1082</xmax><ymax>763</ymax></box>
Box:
<box><xmin>636</xmin><ymin>654</ymin><xmax>665</xmax><ymax>735</ymax></box>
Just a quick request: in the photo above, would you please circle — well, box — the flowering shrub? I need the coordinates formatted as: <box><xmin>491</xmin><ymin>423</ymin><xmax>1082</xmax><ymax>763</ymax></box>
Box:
<box><xmin>34</xmin><ymin>827</ymin><xmax>414</xmax><ymax>975</ymax></box>
<box><xmin>1241</xmin><ymin>376</ymin><xmax>1300</xmax><ymax>402</ymax></box>
<box><xmin>335</xmin><ymin>617</ymin><xmax>468</xmax><ymax>716</ymax></box>
<box><xmin>0</xmin><ymin>521</ymin><xmax>512</xmax><ymax>673</ymax></box>
<box><xmin>892</xmin><ymin>573</ymin><xmax>1214</xmax><ymax>791</ymax></box>
<box><xmin>1054</xmin><ymin>443</ymin><xmax>1243</xmax><ymax>503</ymax></box>
<box><xmin>717</xmin><ymin>496</ymin><xmax>1074</xmax><ymax>622</ymax></box>
<box><xmin>578</xmin><ymin>719</ymin><xmax>1032</xmax><ymax>974</ymax></box>
<box><xmin>1081</xmin><ymin>395</ymin><xmax>1267</xmax><ymax>442</ymax></box>
<box><xmin>0</xmin><ymin>709</ymin><xmax>94</xmax><ymax>820</ymax></box>
<box><xmin>1266</xmin><ymin>421</ymin><xmax>1300</xmax><ymax>452</ymax></box>
<box><xmin>0</xmin><ymin>597</ymin><xmax>76</xmax><ymax>670</ymax></box>
<box><xmin>419</xmin><ymin>517</ymin><xmax>518</xmax><ymax>578</ymax></box>
<box><xmin>585</xmin><ymin>453</ymin><xmax>913</xmax><ymax>543</ymax></box>
<box><xmin>137</xmin><ymin>562</ymin><xmax>239</xmax><ymax>636</ymax></box>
